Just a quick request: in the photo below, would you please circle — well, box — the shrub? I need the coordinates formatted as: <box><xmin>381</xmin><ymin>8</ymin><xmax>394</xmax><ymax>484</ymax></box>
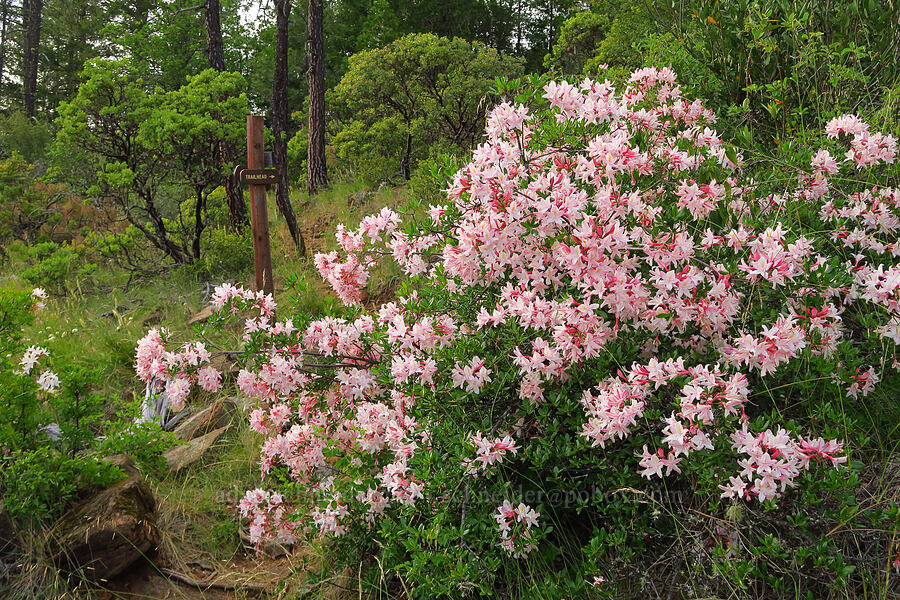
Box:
<box><xmin>0</xmin><ymin>288</ymin><xmax>172</xmax><ymax>524</ymax></box>
<box><xmin>98</xmin><ymin>421</ymin><xmax>179</xmax><ymax>476</ymax></box>
<box><xmin>0</xmin><ymin>152</ymin><xmax>61</xmax><ymax>253</ymax></box>
<box><xmin>546</xmin><ymin>0</ymin><xmax>655</xmax><ymax>75</ymax></box>
<box><xmin>650</xmin><ymin>0</ymin><xmax>900</xmax><ymax>142</ymax></box>
<box><xmin>138</xmin><ymin>69</ymin><xmax>900</xmax><ymax>598</ymax></box>
<box><xmin>53</xmin><ymin>60</ymin><xmax>248</xmax><ymax>267</ymax></box>
<box><xmin>0</xmin><ymin>112</ymin><xmax>53</xmax><ymax>163</ymax></box>
<box><xmin>0</xmin><ymin>448</ymin><xmax>122</xmax><ymax>523</ymax></box>
<box><xmin>20</xmin><ymin>241</ymin><xmax>97</xmax><ymax>296</ymax></box>
<box><xmin>330</xmin><ymin>33</ymin><xmax>524</xmax><ymax>182</ymax></box>
<box><xmin>192</xmin><ymin>226</ymin><xmax>254</xmax><ymax>279</ymax></box>
<box><xmin>407</xmin><ymin>150</ymin><xmax>465</xmax><ymax>208</ymax></box>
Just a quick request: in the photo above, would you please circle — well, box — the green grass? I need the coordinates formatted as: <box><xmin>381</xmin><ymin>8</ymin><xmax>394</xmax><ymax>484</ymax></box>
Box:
<box><xmin>153</xmin><ymin>413</ymin><xmax>263</xmax><ymax>562</ymax></box>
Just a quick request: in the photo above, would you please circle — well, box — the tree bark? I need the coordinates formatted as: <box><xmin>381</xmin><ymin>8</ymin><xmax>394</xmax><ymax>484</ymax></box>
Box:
<box><xmin>0</xmin><ymin>0</ymin><xmax>9</xmax><ymax>91</ymax></box>
<box><xmin>306</xmin><ymin>0</ymin><xmax>327</xmax><ymax>193</ymax></box>
<box><xmin>192</xmin><ymin>188</ymin><xmax>205</xmax><ymax>259</ymax></box>
<box><xmin>400</xmin><ymin>132</ymin><xmax>412</xmax><ymax>180</ymax></box>
<box><xmin>204</xmin><ymin>0</ymin><xmax>248</xmax><ymax>230</ymax></box>
<box><xmin>136</xmin><ymin>191</ymin><xmax>189</xmax><ymax>265</ymax></box>
<box><xmin>204</xmin><ymin>0</ymin><xmax>225</xmax><ymax>71</ymax></box>
<box><xmin>272</xmin><ymin>0</ymin><xmax>304</xmax><ymax>253</ymax></box>
<box><xmin>22</xmin><ymin>0</ymin><xmax>43</xmax><ymax>117</ymax></box>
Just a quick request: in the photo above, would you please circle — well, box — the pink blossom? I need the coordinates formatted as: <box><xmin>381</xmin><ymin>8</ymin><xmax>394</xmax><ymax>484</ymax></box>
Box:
<box><xmin>463</xmin><ymin>432</ymin><xmax>519</xmax><ymax>475</ymax></box>
<box><xmin>450</xmin><ymin>356</ymin><xmax>492</xmax><ymax>394</ymax></box>
<box><xmin>196</xmin><ymin>365</ymin><xmax>221</xmax><ymax>392</ymax></box>
<box><xmin>165</xmin><ymin>377</ymin><xmax>191</xmax><ymax>411</ymax></box>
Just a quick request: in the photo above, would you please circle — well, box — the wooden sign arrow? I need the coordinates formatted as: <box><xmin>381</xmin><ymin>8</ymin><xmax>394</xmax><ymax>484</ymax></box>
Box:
<box><xmin>240</xmin><ymin>168</ymin><xmax>279</xmax><ymax>186</ymax></box>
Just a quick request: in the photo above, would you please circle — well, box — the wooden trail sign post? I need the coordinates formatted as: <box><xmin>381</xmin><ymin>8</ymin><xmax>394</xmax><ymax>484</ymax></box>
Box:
<box><xmin>243</xmin><ymin>115</ymin><xmax>276</xmax><ymax>297</ymax></box>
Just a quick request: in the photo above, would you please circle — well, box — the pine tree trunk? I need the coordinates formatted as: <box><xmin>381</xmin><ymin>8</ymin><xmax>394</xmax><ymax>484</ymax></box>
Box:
<box><xmin>272</xmin><ymin>0</ymin><xmax>304</xmax><ymax>253</ymax></box>
<box><xmin>204</xmin><ymin>0</ymin><xmax>225</xmax><ymax>71</ymax></box>
<box><xmin>306</xmin><ymin>0</ymin><xmax>327</xmax><ymax>193</ymax></box>
<box><xmin>0</xmin><ymin>0</ymin><xmax>9</xmax><ymax>91</ymax></box>
<box><xmin>22</xmin><ymin>0</ymin><xmax>43</xmax><ymax>117</ymax></box>
<box><xmin>205</xmin><ymin>0</ymin><xmax>248</xmax><ymax>230</ymax></box>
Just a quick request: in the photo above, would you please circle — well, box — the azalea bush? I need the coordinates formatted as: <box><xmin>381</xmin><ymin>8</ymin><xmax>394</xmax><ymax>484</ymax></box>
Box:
<box><xmin>136</xmin><ymin>68</ymin><xmax>900</xmax><ymax>598</ymax></box>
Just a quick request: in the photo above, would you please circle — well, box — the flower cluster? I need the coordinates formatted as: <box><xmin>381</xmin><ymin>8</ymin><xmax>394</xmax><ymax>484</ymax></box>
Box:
<box><xmin>134</xmin><ymin>328</ymin><xmax>221</xmax><ymax>410</ymax></box>
<box><xmin>239</xmin><ymin>488</ymin><xmax>298</xmax><ymax>544</ymax></box>
<box><xmin>719</xmin><ymin>428</ymin><xmax>847</xmax><ymax>502</ymax></box>
<box><xmin>211</xmin><ymin>283</ymin><xmax>276</xmax><ymax>317</ymax></box>
<box><xmin>18</xmin><ymin>344</ymin><xmax>58</xmax><ymax>394</ymax></box>
<box><xmin>494</xmin><ymin>500</ymin><xmax>541</xmax><ymax>557</ymax></box>
<box><xmin>463</xmin><ymin>432</ymin><xmax>519</xmax><ymax>476</ymax></box>
<box><xmin>31</xmin><ymin>287</ymin><xmax>47</xmax><ymax>312</ymax></box>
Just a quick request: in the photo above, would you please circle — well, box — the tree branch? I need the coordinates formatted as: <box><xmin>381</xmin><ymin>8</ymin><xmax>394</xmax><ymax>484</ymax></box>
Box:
<box><xmin>176</xmin><ymin>3</ymin><xmax>207</xmax><ymax>13</ymax></box>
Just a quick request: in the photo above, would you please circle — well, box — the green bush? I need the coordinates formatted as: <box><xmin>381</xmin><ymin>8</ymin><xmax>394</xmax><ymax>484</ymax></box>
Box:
<box><xmin>650</xmin><ymin>0</ymin><xmax>900</xmax><ymax>142</ymax></box>
<box><xmin>330</xmin><ymin>33</ymin><xmax>524</xmax><ymax>182</ymax></box>
<box><xmin>0</xmin><ymin>288</ymin><xmax>174</xmax><ymax>524</ymax></box>
<box><xmin>191</xmin><ymin>226</ymin><xmax>254</xmax><ymax>279</ymax></box>
<box><xmin>287</xmin><ymin>126</ymin><xmax>309</xmax><ymax>184</ymax></box>
<box><xmin>0</xmin><ymin>112</ymin><xmax>53</xmax><ymax>163</ymax></box>
<box><xmin>546</xmin><ymin>0</ymin><xmax>657</xmax><ymax>75</ymax></box>
<box><xmin>407</xmin><ymin>151</ymin><xmax>465</xmax><ymax>207</ymax></box>
<box><xmin>98</xmin><ymin>421</ymin><xmax>180</xmax><ymax>476</ymax></box>
<box><xmin>0</xmin><ymin>152</ymin><xmax>61</xmax><ymax>254</ymax></box>
<box><xmin>20</xmin><ymin>241</ymin><xmax>97</xmax><ymax>296</ymax></box>
<box><xmin>0</xmin><ymin>448</ymin><xmax>122</xmax><ymax>523</ymax></box>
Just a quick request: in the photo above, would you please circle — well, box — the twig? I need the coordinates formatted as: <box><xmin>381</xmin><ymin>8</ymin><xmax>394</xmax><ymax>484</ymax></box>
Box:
<box><xmin>175</xmin><ymin>3</ymin><xmax>206</xmax><ymax>13</ymax></box>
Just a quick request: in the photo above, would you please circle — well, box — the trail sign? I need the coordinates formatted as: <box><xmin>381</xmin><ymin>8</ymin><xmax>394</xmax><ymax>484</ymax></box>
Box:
<box><xmin>240</xmin><ymin>115</ymin><xmax>275</xmax><ymax>298</ymax></box>
<box><xmin>240</xmin><ymin>168</ymin><xmax>279</xmax><ymax>186</ymax></box>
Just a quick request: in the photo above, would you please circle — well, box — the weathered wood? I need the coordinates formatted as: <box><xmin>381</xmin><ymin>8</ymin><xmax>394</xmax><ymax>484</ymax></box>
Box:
<box><xmin>45</xmin><ymin>469</ymin><xmax>158</xmax><ymax>581</ymax></box>
<box><xmin>246</xmin><ymin>115</ymin><xmax>274</xmax><ymax>297</ymax></box>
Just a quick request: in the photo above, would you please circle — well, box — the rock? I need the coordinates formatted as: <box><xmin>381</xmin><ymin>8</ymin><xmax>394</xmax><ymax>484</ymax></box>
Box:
<box><xmin>172</xmin><ymin>398</ymin><xmax>236</xmax><ymax>441</ymax></box>
<box><xmin>163</xmin><ymin>426</ymin><xmax>228</xmax><ymax>471</ymax></box>
<box><xmin>0</xmin><ymin>501</ymin><xmax>17</xmax><ymax>557</ymax></box>
<box><xmin>40</xmin><ymin>422</ymin><xmax>63</xmax><ymax>441</ymax></box>
<box><xmin>46</xmin><ymin>472</ymin><xmax>158</xmax><ymax>581</ymax></box>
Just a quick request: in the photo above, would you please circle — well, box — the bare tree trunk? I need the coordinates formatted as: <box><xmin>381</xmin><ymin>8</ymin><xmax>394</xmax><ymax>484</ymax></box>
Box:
<box><xmin>193</xmin><ymin>188</ymin><xmax>205</xmax><ymax>259</ymax></box>
<box><xmin>272</xmin><ymin>0</ymin><xmax>304</xmax><ymax>253</ymax></box>
<box><xmin>22</xmin><ymin>0</ymin><xmax>42</xmax><ymax>117</ymax></box>
<box><xmin>204</xmin><ymin>0</ymin><xmax>225</xmax><ymax>70</ymax></box>
<box><xmin>400</xmin><ymin>132</ymin><xmax>412</xmax><ymax>180</ymax></box>
<box><xmin>0</xmin><ymin>0</ymin><xmax>9</xmax><ymax>91</ymax></box>
<box><xmin>306</xmin><ymin>0</ymin><xmax>327</xmax><ymax>193</ymax></box>
<box><xmin>205</xmin><ymin>0</ymin><xmax>248</xmax><ymax>230</ymax></box>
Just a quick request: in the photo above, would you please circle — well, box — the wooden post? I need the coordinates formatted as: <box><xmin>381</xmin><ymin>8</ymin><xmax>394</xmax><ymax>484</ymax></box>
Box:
<box><xmin>246</xmin><ymin>115</ymin><xmax>274</xmax><ymax>297</ymax></box>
